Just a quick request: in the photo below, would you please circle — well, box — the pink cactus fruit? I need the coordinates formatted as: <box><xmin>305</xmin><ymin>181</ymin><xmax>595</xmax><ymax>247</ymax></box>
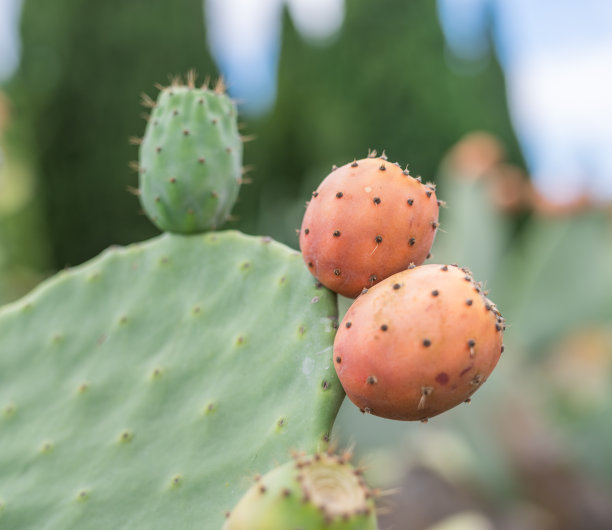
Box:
<box><xmin>333</xmin><ymin>264</ymin><xmax>504</xmax><ymax>421</ymax></box>
<box><xmin>299</xmin><ymin>155</ymin><xmax>440</xmax><ymax>298</ymax></box>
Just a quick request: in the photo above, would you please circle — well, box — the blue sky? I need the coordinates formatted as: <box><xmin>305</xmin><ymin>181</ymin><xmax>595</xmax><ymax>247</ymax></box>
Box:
<box><xmin>0</xmin><ymin>0</ymin><xmax>23</xmax><ymax>83</ymax></box>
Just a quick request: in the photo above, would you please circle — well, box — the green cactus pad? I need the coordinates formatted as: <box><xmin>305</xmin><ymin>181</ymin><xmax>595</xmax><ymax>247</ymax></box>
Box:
<box><xmin>224</xmin><ymin>453</ymin><xmax>378</xmax><ymax>530</ymax></box>
<box><xmin>139</xmin><ymin>83</ymin><xmax>242</xmax><ymax>233</ymax></box>
<box><xmin>0</xmin><ymin>231</ymin><xmax>343</xmax><ymax>529</ymax></box>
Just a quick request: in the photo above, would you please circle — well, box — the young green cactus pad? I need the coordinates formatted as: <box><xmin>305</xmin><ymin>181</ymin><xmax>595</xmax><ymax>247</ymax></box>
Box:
<box><xmin>138</xmin><ymin>77</ymin><xmax>243</xmax><ymax>233</ymax></box>
<box><xmin>299</xmin><ymin>153</ymin><xmax>440</xmax><ymax>298</ymax></box>
<box><xmin>0</xmin><ymin>231</ymin><xmax>344</xmax><ymax>529</ymax></box>
<box><xmin>334</xmin><ymin>264</ymin><xmax>504</xmax><ymax>421</ymax></box>
<box><xmin>224</xmin><ymin>452</ymin><xmax>378</xmax><ymax>530</ymax></box>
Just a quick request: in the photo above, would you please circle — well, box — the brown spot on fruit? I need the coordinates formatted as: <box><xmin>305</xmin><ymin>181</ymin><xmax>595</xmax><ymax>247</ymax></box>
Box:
<box><xmin>435</xmin><ymin>372</ymin><xmax>449</xmax><ymax>385</ymax></box>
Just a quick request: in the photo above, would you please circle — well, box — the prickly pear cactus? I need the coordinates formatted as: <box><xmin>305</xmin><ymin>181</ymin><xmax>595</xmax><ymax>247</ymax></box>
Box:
<box><xmin>138</xmin><ymin>76</ymin><xmax>243</xmax><ymax>233</ymax></box>
<box><xmin>0</xmin><ymin>231</ymin><xmax>344</xmax><ymax>529</ymax></box>
<box><xmin>224</xmin><ymin>452</ymin><xmax>378</xmax><ymax>529</ymax></box>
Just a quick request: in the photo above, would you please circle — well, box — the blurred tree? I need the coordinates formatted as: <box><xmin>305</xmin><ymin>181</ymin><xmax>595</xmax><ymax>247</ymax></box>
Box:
<box><xmin>0</xmin><ymin>87</ymin><xmax>49</xmax><ymax>304</ymax></box>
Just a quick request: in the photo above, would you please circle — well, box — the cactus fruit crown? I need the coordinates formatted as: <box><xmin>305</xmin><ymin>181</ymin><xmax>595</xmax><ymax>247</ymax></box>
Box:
<box><xmin>224</xmin><ymin>451</ymin><xmax>378</xmax><ymax>530</ymax></box>
<box><xmin>137</xmin><ymin>72</ymin><xmax>245</xmax><ymax>234</ymax></box>
<box><xmin>300</xmin><ymin>150</ymin><xmax>440</xmax><ymax>298</ymax></box>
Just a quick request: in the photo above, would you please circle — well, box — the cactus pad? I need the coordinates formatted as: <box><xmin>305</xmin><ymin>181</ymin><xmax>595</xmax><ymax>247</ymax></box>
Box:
<box><xmin>0</xmin><ymin>231</ymin><xmax>343</xmax><ymax>529</ymax></box>
<box><xmin>139</xmin><ymin>81</ymin><xmax>242</xmax><ymax>233</ymax></box>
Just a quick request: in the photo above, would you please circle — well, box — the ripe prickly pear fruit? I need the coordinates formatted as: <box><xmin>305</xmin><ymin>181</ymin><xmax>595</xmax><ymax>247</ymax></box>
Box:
<box><xmin>299</xmin><ymin>154</ymin><xmax>440</xmax><ymax>298</ymax></box>
<box><xmin>224</xmin><ymin>452</ymin><xmax>378</xmax><ymax>530</ymax></box>
<box><xmin>334</xmin><ymin>264</ymin><xmax>504</xmax><ymax>421</ymax></box>
<box><xmin>138</xmin><ymin>77</ymin><xmax>243</xmax><ymax>233</ymax></box>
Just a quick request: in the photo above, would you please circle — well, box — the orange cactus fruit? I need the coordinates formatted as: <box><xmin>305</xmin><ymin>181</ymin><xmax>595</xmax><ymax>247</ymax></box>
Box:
<box><xmin>299</xmin><ymin>155</ymin><xmax>440</xmax><ymax>298</ymax></box>
<box><xmin>333</xmin><ymin>264</ymin><xmax>504</xmax><ymax>421</ymax></box>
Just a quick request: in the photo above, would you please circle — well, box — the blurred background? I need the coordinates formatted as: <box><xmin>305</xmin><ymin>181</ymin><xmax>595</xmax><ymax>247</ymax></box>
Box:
<box><xmin>1</xmin><ymin>0</ymin><xmax>612</xmax><ymax>528</ymax></box>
